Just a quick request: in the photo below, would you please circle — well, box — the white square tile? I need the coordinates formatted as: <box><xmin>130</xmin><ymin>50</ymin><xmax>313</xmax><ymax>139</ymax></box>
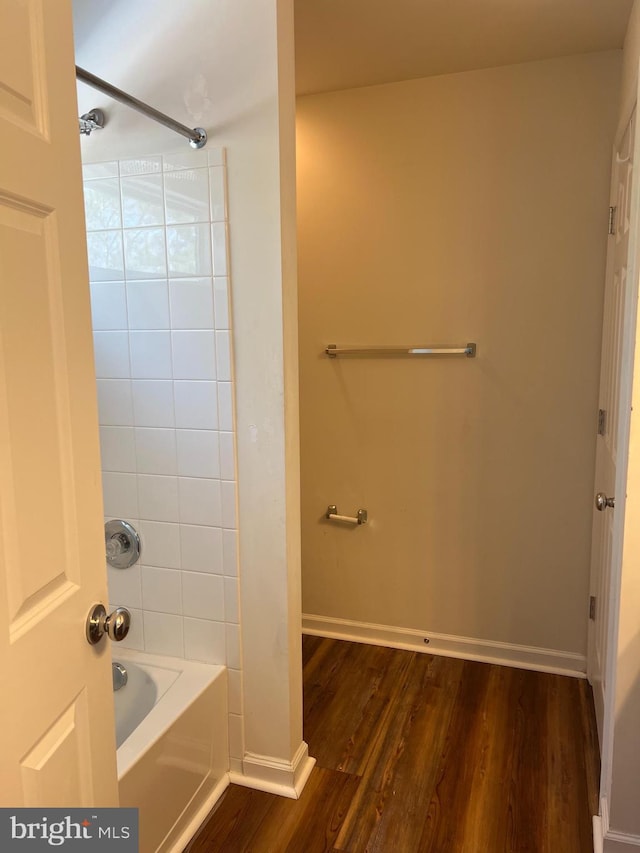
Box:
<box><xmin>97</xmin><ymin>379</ymin><xmax>134</xmax><ymax>426</ymax></box>
<box><xmin>178</xmin><ymin>477</ymin><xmax>221</xmax><ymax>526</ymax></box>
<box><xmin>219</xmin><ymin>432</ymin><xmax>235</xmax><ymax>480</ymax></box>
<box><xmin>83</xmin><ymin>161</ymin><xmax>119</xmax><ymax>179</ymax></box>
<box><xmin>172</xmin><ymin>331</ymin><xmax>215</xmax><ymax>380</ymax></box>
<box><xmin>120</xmin><ymin>156</ymin><xmax>162</xmax><ymax>176</ymax></box>
<box><xmin>163</xmin><ymin>150</ymin><xmax>207</xmax><ymax>171</ymax></box>
<box><xmin>84</xmin><ymin>178</ymin><xmax>122</xmax><ymax>231</ymax></box>
<box><xmin>87</xmin><ymin>230</ymin><xmax>124</xmax><ymax>281</ymax></box>
<box><xmin>121</xmin><ymin>173</ymin><xmax>165</xmax><ymax>228</ymax></box>
<box><xmin>100</xmin><ymin>426</ymin><xmax>136</xmax><ymax>473</ymax></box>
<box><xmin>217</xmin><ymin>382</ymin><xmax>233</xmax><ymax>431</ymax></box>
<box><xmin>176</xmin><ymin>430</ymin><xmax>219</xmax><ymax>478</ymax></box>
<box><xmin>135</xmin><ymin>428</ymin><xmax>177</xmax><ymax>475</ymax></box>
<box><xmin>137</xmin><ymin>474</ymin><xmax>179</xmax><ymax>522</ymax></box>
<box><xmin>130</xmin><ymin>331</ymin><xmax>172</xmax><ymax>379</ymax></box>
<box><xmin>183</xmin><ymin>618</ymin><xmax>225</xmax><ymax>664</ymax></box>
<box><xmin>224</xmin><ymin>577</ymin><xmax>239</xmax><ymax>623</ymax></box>
<box><xmin>207</xmin><ymin>148</ymin><xmax>226</xmax><ymax>167</ymax></box>
<box><xmin>142</xmin><ymin>565</ymin><xmax>182</xmax><ymax>614</ymax></box>
<box><xmin>208</xmin><ymin>167</ymin><xmax>226</xmax><ymax>222</ymax></box>
<box><xmin>213</xmin><ymin>278</ymin><xmax>230</xmax><ymax>329</ymax></box>
<box><xmin>102</xmin><ymin>472</ymin><xmax>138</xmax><ymax>518</ymax></box>
<box><xmin>226</xmin><ymin>624</ymin><xmax>241</xmax><ymax>670</ymax></box>
<box><xmin>124</xmin><ymin>228</ymin><xmax>167</xmax><ymax>279</ymax></box>
<box><xmin>164</xmin><ymin>168</ymin><xmax>210</xmax><ymax>224</ymax></box>
<box><xmin>182</xmin><ymin>571</ymin><xmax>224</xmax><ymax>620</ymax></box>
<box><xmin>126</xmin><ymin>281</ymin><xmax>170</xmax><ymax>330</ymax></box>
<box><xmin>167</xmin><ymin>224</ymin><xmax>212</xmax><ymax>277</ymax></box>
<box><xmin>107</xmin><ymin>564</ymin><xmax>142</xmax><ymax>610</ymax></box>
<box><xmin>90</xmin><ymin>282</ymin><xmax>127</xmax><ymax>330</ymax></box>
<box><xmin>174</xmin><ymin>381</ymin><xmax>217</xmax><ymax>429</ymax></box>
<box><xmin>169</xmin><ymin>279</ymin><xmax>214</xmax><ymax>329</ymax></box>
<box><xmin>211</xmin><ymin>222</ymin><xmax>228</xmax><ymax>276</ymax></box>
<box><xmin>116</xmin><ymin>606</ymin><xmax>144</xmax><ymax>650</ymax></box>
<box><xmin>143</xmin><ymin>611</ymin><xmax>183</xmax><ymax>656</ymax></box>
<box><xmin>215</xmin><ymin>331</ymin><xmax>232</xmax><ymax>381</ymax></box>
<box><xmin>138</xmin><ymin>520</ymin><xmax>181</xmax><ymax>569</ymax></box>
<box><xmin>180</xmin><ymin>524</ymin><xmax>223</xmax><ymax>574</ymax></box>
<box><xmin>221</xmin><ymin>480</ymin><xmax>237</xmax><ymax>529</ymax></box>
<box><xmin>222</xmin><ymin>529</ymin><xmax>238</xmax><ymax>577</ymax></box>
<box><xmin>132</xmin><ymin>380</ymin><xmax>175</xmax><ymax>427</ymax></box>
<box><xmin>228</xmin><ymin>669</ymin><xmax>242</xmax><ymax>715</ymax></box>
<box><xmin>93</xmin><ymin>331</ymin><xmax>130</xmax><ymax>379</ymax></box>
<box><xmin>228</xmin><ymin>713</ymin><xmax>243</xmax><ymax>760</ymax></box>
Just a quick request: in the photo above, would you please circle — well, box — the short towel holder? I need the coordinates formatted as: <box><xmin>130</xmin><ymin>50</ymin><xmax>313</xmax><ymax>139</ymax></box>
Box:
<box><xmin>326</xmin><ymin>505</ymin><xmax>368</xmax><ymax>525</ymax></box>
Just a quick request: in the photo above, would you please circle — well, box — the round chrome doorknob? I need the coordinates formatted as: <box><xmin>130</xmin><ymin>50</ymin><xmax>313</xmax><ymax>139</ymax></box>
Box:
<box><xmin>86</xmin><ymin>603</ymin><xmax>131</xmax><ymax>645</ymax></box>
<box><xmin>595</xmin><ymin>492</ymin><xmax>615</xmax><ymax>511</ymax></box>
<box><xmin>106</xmin><ymin>607</ymin><xmax>131</xmax><ymax>642</ymax></box>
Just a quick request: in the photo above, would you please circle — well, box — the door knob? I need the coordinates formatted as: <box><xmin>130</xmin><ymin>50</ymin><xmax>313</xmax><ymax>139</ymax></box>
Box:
<box><xmin>86</xmin><ymin>603</ymin><xmax>131</xmax><ymax>645</ymax></box>
<box><xmin>595</xmin><ymin>492</ymin><xmax>615</xmax><ymax>511</ymax></box>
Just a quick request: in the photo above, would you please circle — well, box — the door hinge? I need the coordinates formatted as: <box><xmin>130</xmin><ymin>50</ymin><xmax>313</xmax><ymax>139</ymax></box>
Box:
<box><xmin>598</xmin><ymin>408</ymin><xmax>607</xmax><ymax>436</ymax></box>
<box><xmin>589</xmin><ymin>595</ymin><xmax>596</xmax><ymax>621</ymax></box>
<box><xmin>608</xmin><ymin>206</ymin><xmax>617</xmax><ymax>235</ymax></box>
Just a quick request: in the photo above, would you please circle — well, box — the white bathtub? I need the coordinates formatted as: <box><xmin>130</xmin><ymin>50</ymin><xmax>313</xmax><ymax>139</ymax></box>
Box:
<box><xmin>113</xmin><ymin>649</ymin><xmax>229</xmax><ymax>853</ymax></box>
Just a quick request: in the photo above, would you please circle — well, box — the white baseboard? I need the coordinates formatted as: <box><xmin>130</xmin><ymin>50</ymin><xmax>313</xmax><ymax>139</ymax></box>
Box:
<box><xmin>604</xmin><ymin>832</ymin><xmax>640</xmax><ymax>851</ymax></box>
<box><xmin>598</xmin><ymin>796</ymin><xmax>640</xmax><ymax>852</ymax></box>
<box><xmin>228</xmin><ymin>741</ymin><xmax>316</xmax><ymax>800</ymax></box>
<box><xmin>302</xmin><ymin>614</ymin><xmax>587</xmax><ymax>678</ymax></box>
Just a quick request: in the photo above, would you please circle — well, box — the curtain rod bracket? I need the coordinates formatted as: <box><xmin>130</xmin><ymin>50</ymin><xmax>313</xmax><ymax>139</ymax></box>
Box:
<box><xmin>79</xmin><ymin>108</ymin><xmax>105</xmax><ymax>136</ymax></box>
<box><xmin>189</xmin><ymin>128</ymin><xmax>208</xmax><ymax>150</ymax></box>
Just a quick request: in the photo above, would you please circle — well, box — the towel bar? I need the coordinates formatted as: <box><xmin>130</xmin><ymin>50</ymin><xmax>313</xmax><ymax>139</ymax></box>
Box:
<box><xmin>326</xmin><ymin>505</ymin><xmax>368</xmax><ymax>525</ymax></box>
<box><xmin>325</xmin><ymin>343</ymin><xmax>476</xmax><ymax>358</ymax></box>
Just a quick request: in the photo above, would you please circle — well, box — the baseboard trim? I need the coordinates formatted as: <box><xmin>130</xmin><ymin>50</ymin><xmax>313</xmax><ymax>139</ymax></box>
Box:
<box><xmin>598</xmin><ymin>796</ymin><xmax>640</xmax><ymax>851</ymax></box>
<box><xmin>302</xmin><ymin>614</ymin><xmax>587</xmax><ymax>678</ymax></box>
<box><xmin>228</xmin><ymin>741</ymin><xmax>316</xmax><ymax>800</ymax></box>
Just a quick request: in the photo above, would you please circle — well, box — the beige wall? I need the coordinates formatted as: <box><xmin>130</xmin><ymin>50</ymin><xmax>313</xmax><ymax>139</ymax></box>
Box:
<box><xmin>297</xmin><ymin>51</ymin><xmax>620</xmax><ymax>658</ymax></box>
<box><xmin>620</xmin><ymin>0</ymin><xmax>640</xmax><ymax>134</ymax></box>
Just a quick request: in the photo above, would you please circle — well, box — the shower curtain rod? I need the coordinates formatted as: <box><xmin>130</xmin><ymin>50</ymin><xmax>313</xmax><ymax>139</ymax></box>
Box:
<box><xmin>75</xmin><ymin>66</ymin><xmax>207</xmax><ymax>149</ymax></box>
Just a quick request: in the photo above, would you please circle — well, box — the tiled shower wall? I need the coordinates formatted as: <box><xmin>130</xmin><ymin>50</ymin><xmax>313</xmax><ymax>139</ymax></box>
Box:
<box><xmin>83</xmin><ymin>149</ymin><xmax>243</xmax><ymax>759</ymax></box>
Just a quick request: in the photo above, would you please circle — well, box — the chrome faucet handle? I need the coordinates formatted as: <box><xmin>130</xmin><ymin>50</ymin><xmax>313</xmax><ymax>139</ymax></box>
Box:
<box><xmin>105</xmin><ymin>520</ymin><xmax>141</xmax><ymax>569</ymax></box>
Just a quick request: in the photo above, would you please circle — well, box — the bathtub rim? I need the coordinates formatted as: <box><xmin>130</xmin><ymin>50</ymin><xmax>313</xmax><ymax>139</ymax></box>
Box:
<box><xmin>113</xmin><ymin>648</ymin><xmax>226</xmax><ymax>780</ymax></box>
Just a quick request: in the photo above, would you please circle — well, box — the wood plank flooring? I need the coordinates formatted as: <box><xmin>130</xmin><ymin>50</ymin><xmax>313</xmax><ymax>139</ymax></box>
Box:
<box><xmin>186</xmin><ymin>637</ymin><xmax>600</xmax><ymax>852</ymax></box>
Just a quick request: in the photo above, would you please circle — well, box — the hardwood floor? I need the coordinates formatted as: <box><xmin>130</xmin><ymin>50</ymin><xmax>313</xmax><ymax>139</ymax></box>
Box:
<box><xmin>186</xmin><ymin>637</ymin><xmax>600</xmax><ymax>852</ymax></box>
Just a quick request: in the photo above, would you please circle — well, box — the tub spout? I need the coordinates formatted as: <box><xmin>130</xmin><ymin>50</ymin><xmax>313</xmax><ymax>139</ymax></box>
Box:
<box><xmin>112</xmin><ymin>662</ymin><xmax>128</xmax><ymax>691</ymax></box>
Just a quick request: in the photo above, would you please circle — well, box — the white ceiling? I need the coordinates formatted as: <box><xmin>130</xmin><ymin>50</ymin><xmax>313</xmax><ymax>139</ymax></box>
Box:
<box><xmin>294</xmin><ymin>0</ymin><xmax>634</xmax><ymax>96</ymax></box>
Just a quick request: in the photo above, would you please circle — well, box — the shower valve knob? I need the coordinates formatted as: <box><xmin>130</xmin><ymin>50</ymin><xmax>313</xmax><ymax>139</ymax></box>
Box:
<box><xmin>86</xmin><ymin>603</ymin><xmax>131</xmax><ymax>645</ymax></box>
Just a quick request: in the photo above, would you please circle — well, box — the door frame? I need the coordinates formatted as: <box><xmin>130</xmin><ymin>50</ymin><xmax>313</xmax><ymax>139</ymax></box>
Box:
<box><xmin>596</xmin><ymin>66</ymin><xmax>640</xmax><ymax>815</ymax></box>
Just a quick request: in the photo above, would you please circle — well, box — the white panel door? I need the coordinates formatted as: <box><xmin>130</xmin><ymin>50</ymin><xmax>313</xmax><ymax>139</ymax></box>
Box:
<box><xmin>588</xmin><ymin>107</ymin><xmax>637</xmax><ymax>744</ymax></box>
<box><xmin>0</xmin><ymin>0</ymin><xmax>118</xmax><ymax>805</ymax></box>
